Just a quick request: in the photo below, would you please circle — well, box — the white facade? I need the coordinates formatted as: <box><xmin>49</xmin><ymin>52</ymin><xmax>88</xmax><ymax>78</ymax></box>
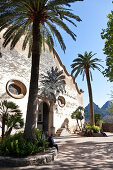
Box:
<box><xmin>0</xmin><ymin>30</ymin><xmax>83</xmax><ymax>135</ymax></box>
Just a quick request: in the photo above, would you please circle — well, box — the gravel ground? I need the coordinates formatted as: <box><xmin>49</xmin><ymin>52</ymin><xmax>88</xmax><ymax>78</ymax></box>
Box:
<box><xmin>1</xmin><ymin>132</ymin><xmax>113</xmax><ymax>170</ymax></box>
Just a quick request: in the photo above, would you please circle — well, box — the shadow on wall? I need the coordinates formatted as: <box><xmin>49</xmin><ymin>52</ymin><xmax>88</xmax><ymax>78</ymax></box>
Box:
<box><xmin>61</xmin><ymin>118</ymin><xmax>69</xmax><ymax>130</ymax></box>
<box><xmin>0</xmin><ymin>92</ymin><xmax>10</xmax><ymax>100</ymax></box>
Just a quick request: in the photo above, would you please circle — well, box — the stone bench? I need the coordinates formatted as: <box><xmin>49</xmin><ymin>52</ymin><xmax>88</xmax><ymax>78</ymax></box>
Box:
<box><xmin>0</xmin><ymin>148</ymin><xmax>57</xmax><ymax>167</ymax></box>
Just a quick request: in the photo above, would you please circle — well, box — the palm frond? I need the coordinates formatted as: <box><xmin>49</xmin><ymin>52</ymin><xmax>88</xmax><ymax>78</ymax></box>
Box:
<box><xmin>41</xmin><ymin>66</ymin><xmax>66</xmax><ymax>93</ymax></box>
<box><xmin>50</xmin><ymin>16</ymin><xmax>76</xmax><ymax>40</ymax></box>
<box><xmin>47</xmin><ymin>21</ymin><xmax>66</xmax><ymax>52</ymax></box>
<box><xmin>71</xmin><ymin>51</ymin><xmax>103</xmax><ymax>80</ymax></box>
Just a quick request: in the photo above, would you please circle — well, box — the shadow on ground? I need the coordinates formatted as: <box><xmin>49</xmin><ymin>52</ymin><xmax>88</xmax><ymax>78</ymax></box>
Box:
<box><xmin>1</xmin><ymin>133</ymin><xmax>113</xmax><ymax>170</ymax></box>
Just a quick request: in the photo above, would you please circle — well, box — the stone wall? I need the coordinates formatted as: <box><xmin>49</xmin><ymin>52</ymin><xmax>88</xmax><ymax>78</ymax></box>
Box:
<box><xmin>102</xmin><ymin>123</ymin><xmax>113</xmax><ymax>133</ymax></box>
<box><xmin>0</xmin><ymin>148</ymin><xmax>57</xmax><ymax>167</ymax></box>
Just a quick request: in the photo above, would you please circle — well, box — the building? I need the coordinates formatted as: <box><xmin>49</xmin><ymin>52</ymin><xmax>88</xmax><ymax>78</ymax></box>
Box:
<box><xmin>0</xmin><ymin>30</ymin><xmax>83</xmax><ymax>136</ymax></box>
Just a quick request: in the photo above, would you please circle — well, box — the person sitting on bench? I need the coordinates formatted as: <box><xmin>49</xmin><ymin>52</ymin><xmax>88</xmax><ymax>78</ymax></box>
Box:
<box><xmin>48</xmin><ymin>134</ymin><xmax>58</xmax><ymax>151</ymax></box>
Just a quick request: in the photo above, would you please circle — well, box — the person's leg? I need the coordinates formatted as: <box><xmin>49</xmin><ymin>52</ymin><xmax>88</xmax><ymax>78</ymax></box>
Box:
<box><xmin>53</xmin><ymin>144</ymin><xmax>58</xmax><ymax>151</ymax></box>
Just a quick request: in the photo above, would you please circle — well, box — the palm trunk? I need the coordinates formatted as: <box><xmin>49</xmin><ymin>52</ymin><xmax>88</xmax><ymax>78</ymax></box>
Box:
<box><xmin>85</xmin><ymin>69</ymin><xmax>94</xmax><ymax>126</ymax></box>
<box><xmin>77</xmin><ymin>119</ymin><xmax>80</xmax><ymax>130</ymax></box>
<box><xmin>80</xmin><ymin>120</ymin><xmax>82</xmax><ymax>130</ymax></box>
<box><xmin>24</xmin><ymin>18</ymin><xmax>41</xmax><ymax>141</ymax></box>
<box><xmin>5</xmin><ymin>126</ymin><xmax>13</xmax><ymax>137</ymax></box>
<box><xmin>2</xmin><ymin>118</ymin><xmax>5</xmax><ymax>139</ymax></box>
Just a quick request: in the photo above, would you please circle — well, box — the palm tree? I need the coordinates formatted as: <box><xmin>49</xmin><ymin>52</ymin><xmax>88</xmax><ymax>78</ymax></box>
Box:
<box><xmin>71</xmin><ymin>106</ymin><xmax>84</xmax><ymax>130</ymax></box>
<box><xmin>71</xmin><ymin>51</ymin><xmax>103</xmax><ymax>125</ymax></box>
<box><xmin>0</xmin><ymin>0</ymin><xmax>83</xmax><ymax>140</ymax></box>
<box><xmin>0</xmin><ymin>100</ymin><xmax>24</xmax><ymax>140</ymax></box>
<box><xmin>40</xmin><ymin>66</ymin><xmax>66</xmax><ymax>93</ymax></box>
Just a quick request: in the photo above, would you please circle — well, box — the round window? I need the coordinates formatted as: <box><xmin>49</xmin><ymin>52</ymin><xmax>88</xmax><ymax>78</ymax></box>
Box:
<box><xmin>6</xmin><ymin>80</ymin><xmax>27</xmax><ymax>99</ymax></box>
<box><xmin>58</xmin><ymin>96</ymin><xmax>65</xmax><ymax>107</ymax></box>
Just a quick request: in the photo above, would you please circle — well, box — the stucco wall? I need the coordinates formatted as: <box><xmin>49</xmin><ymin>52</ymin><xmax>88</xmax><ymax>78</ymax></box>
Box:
<box><xmin>0</xmin><ymin>30</ymin><xmax>83</xmax><ymax>135</ymax></box>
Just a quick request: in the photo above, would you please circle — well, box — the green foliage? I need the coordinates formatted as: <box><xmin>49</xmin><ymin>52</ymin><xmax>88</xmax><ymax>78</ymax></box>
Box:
<box><xmin>94</xmin><ymin>113</ymin><xmax>101</xmax><ymax>124</ymax></box>
<box><xmin>0</xmin><ymin>0</ymin><xmax>83</xmax><ymax>141</ymax></box>
<box><xmin>0</xmin><ymin>0</ymin><xmax>83</xmax><ymax>56</ymax></box>
<box><xmin>91</xmin><ymin>126</ymin><xmax>100</xmax><ymax>133</ymax></box>
<box><xmin>71</xmin><ymin>51</ymin><xmax>103</xmax><ymax>126</ymax></box>
<box><xmin>71</xmin><ymin>51</ymin><xmax>103</xmax><ymax>81</ymax></box>
<box><xmin>71</xmin><ymin>106</ymin><xmax>84</xmax><ymax>130</ymax></box>
<box><xmin>71</xmin><ymin>106</ymin><xmax>84</xmax><ymax>120</ymax></box>
<box><xmin>84</xmin><ymin>122</ymin><xmax>100</xmax><ymax>133</ymax></box>
<box><xmin>0</xmin><ymin>100</ymin><xmax>24</xmax><ymax>139</ymax></box>
<box><xmin>101</xmin><ymin>10</ymin><xmax>113</xmax><ymax>81</ymax></box>
<box><xmin>0</xmin><ymin>130</ymin><xmax>49</xmax><ymax>157</ymax></box>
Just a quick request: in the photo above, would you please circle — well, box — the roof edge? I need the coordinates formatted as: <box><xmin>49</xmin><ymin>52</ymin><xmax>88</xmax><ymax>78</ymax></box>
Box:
<box><xmin>52</xmin><ymin>48</ymin><xmax>83</xmax><ymax>95</ymax></box>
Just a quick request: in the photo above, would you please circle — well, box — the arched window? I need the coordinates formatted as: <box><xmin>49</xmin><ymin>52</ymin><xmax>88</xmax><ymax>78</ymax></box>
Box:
<box><xmin>6</xmin><ymin>80</ymin><xmax>27</xmax><ymax>99</ymax></box>
<box><xmin>58</xmin><ymin>96</ymin><xmax>65</xmax><ymax>107</ymax></box>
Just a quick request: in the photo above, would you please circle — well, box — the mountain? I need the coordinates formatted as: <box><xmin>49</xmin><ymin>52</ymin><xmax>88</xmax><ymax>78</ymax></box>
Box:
<box><xmin>85</xmin><ymin>101</ymin><xmax>112</xmax><ymax>121</ymax></box>
<box><xmin>101</xmin><ymin>101</ymin><xmax>112</xmax><ymax>110</ymax></box>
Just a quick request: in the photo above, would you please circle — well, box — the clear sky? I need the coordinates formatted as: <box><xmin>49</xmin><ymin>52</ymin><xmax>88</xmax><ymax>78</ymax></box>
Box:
<box><xmin>55</xmin><ymin>0</ymin><xmax>113</xmax><ymax>108</ymax></box>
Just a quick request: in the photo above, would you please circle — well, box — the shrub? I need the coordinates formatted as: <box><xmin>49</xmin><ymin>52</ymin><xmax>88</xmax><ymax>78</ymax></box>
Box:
<box><xmin>94</xmin><ymin>113</ymin><xmax>101</xmax><ymax>125</ymax></box>
<box><xmin>91</xmin><ymin>126</ymin><xmax>100</xmax><ymax>133</ymax></box>
<box><xmin>84</xmin><ymin>123</ymin><xmax>100</xmax><ymax>133</ymax></box>
<box><xmin>84</xmin><ymin>122</ymin><xmax>91</xmax><ymax>129</ymax></box>
<box><xmin>0</xmin><ymin>100</ymin><xmax>24</xmax><ymax>139</ymax></box>
<box><xmin>0</xmin><ymin>129</ymin><xmax>49</xmax><ymax>157</ymax></box>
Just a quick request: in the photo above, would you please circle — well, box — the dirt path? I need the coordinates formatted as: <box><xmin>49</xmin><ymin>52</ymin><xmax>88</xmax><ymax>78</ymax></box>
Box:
<box><xmin>1</xmin><ymin>133</ymin><xmax>113</xmax><ymax>170</ymax></box>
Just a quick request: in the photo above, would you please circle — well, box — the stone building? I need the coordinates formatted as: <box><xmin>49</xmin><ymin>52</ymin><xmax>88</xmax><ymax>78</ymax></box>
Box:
<box><xmin>0</xmin><ymin>30</ymin><xmax>83</xmax><ymax>136</ymax></box>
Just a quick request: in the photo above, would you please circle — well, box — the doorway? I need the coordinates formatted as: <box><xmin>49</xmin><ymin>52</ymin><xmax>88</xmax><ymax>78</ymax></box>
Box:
<box><xmin>37</xmin><ymin>101</ymin><xmax>49</xmax><ymax>132</ymax></box>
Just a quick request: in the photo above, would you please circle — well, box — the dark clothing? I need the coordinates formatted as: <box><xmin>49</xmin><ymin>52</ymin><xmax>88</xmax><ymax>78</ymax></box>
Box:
<box><xmin>84</xmin><ymin>128</ymin><xmax>88</xmax><ymax>137</ymax></box>
<box><xmin>48</xmin><ymin>136</ymin><xmax>58</xmax><ymax>151</ymax></box>
<box><xmin>84</xmin><ymin>129</ymin><xmax>93</xmax><ymax>137</ymax></box>
<box><xmin>48</xmin><ymin>136</ymin><xmax>55</xmax><ymax>145</ymax></box>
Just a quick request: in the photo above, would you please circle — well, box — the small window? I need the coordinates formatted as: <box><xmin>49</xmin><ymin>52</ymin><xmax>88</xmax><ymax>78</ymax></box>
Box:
<box><xmin>58</xmin><ymin>96</ymin><xmax>65</xmax><ymax>107</ymax></box>
<box><xmin>6</xmin><ymin>80</ymin><xmax>27</xmax><ymax>99</ymax></box>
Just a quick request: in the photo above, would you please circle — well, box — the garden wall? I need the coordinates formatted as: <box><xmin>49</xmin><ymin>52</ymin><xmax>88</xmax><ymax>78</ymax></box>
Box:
<box><xmin>102</xmin><ymin>123</ymin><xmax>113</xmax><ymax>132</ymax></box>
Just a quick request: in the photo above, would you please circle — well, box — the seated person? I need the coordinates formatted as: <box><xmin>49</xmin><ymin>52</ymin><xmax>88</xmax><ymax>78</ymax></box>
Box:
<box><xmin>48</xmin><ymin>134</ymin><xmax>58</xmax><ymax>151</ymax></box>
<box><xmin>84</xmin><ymin>128</ymin><xmax>88</xmax><ymax>136</ymax></box>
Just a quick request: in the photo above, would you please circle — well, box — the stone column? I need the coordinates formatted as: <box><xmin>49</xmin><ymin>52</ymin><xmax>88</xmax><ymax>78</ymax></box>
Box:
<box><xmin>48</xmin><ymin>101</ymin><xmax>55</xmax><ymax>135</ymax></box>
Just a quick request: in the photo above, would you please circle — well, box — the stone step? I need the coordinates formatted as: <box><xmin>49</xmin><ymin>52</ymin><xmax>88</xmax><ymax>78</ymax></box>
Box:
<box><xmin>55</xmin><ymin>128</ymin><xmax>71</xmax><ymax>137</ymax></box>
<box><xmin>55</xmin><ymin>128</ymin><xmax>63</xmax><ymax>137</ymax></box>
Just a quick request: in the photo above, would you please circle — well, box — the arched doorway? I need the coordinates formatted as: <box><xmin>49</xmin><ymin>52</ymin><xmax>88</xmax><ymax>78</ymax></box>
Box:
<box><xmin>37</xmin><ymin>101</ymin><xmax>49</xmax><ymax>133</ymax></box>
<box><xmin>43</xmin><ymin>102</ymin><xmax>49</xmax><ymax>132</ymax></box>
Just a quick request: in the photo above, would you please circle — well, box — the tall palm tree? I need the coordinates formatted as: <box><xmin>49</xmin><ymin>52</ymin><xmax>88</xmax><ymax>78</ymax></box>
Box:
<box><xmin>0</xmin><ymin>0</ymin><xmax>83</xmax><ymax>140</ymax></box>
<box><xmin>71</xmin><ymin>51</ymin><xmax>103</xmax><ymax>125</ymax></box>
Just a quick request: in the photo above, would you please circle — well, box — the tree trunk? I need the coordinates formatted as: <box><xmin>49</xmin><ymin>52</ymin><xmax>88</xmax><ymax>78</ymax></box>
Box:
<box><xmin>5</xmin><ymin>126</ymin><xmax>13</xmax><ymax>137</ymax></box>
<box><xmin>24</xmin><ymin>18</ymin><xmax>41</xmax><ymax>141</ymax></box>
<box><xmin>2</xmin><ymin>117</ymin><xmax>5</xmax><ymax>139</ymax></box>
<box><xmin>85</xmin><ymin>69</ymin><xmax>94</xmax><ymax>126</ymax></box>
<box><xmin>77</xmin><ymin>119</ymin><xmax>81</xmax><ymax>131</ymax></box>
<box><xmin>80</xmin><ymin>120</ymin><xmax>82</xmax><ymax>130</ymax></box>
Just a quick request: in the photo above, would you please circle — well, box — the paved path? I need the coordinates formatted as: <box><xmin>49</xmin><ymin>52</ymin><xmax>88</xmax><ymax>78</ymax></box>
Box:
<box><xmin>1</xmin><ymin>133</ymin><xmax>113</xmax><ymax>170</ymax></box>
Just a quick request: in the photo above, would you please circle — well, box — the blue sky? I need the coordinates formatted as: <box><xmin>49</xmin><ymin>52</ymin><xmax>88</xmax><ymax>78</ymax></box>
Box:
<box><xmin>55</xmin><ymin>0</ymin><xmax>113</xmax><ymax>108</ymax></box>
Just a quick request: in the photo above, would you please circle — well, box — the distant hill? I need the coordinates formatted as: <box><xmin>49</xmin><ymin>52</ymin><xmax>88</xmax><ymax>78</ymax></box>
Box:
<box><xmin>85</xmin><ymin>101</ymin><xmax>112</xmax><ymax>121</ymax></box>
<box><xmin>101</xmin><ymin>101</ymin><xmax>112</xmax><ymax>110</ymax></box>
